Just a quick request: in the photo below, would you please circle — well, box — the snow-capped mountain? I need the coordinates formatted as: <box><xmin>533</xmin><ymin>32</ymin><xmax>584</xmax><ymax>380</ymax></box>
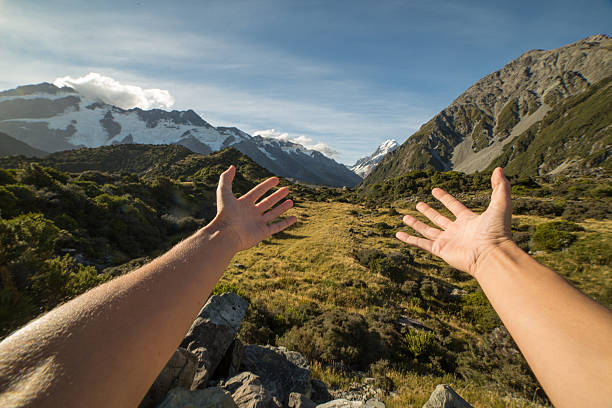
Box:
<box><xmin>0</xmin><ymin>83</ymin><xmax>361</xmax><ymax>187</ymax></box>
<box><xmin>350</xmin><ymin>139</ymin><xmax>399</xmax><ymax>178</ymax></box>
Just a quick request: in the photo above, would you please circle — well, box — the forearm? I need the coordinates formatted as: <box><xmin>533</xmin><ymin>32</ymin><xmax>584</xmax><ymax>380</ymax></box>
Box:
<box><xmin>475</xmin><ymin>242</ymin><xmax>612</xmax><ymax>408</ymax></box>
<box><xmin>0</xmin><ymin>217</ymin><xmax>239</xmax><ymax>408</ymax></box>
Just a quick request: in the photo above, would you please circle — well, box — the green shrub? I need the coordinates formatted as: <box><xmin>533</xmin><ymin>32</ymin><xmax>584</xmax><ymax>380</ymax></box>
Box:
<box><xmin>530</xmin><ymin>221</ymin><xmax>582</xmax><ymax>251</ymax></box>
<box><xmin>404</xmin><ymin>328</ymin><xmax>436</xmax><ymax>358</ymax></box>
<box><xmin>461</xmin><ymin>291</ymin><xmax>501</xmax><ymax>333</ymax></box>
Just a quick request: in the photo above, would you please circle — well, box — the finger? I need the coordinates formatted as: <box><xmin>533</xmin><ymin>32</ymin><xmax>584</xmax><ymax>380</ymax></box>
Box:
<box><xmin>415</xmin><ymin>202</ymin><xmax>452</xmax><ymax>229</ymax></box>
<box><xmin>395</xmin><ymin>231</ymin><xmax>433</xmax><ymax>253</ymax></box>
<box><xmin>432</xmin><ymin>188</ymin><xmax>471</xmax><ymax>218</ymax></box>
<box><xmin>489</xmin><ymin>167</ymin><xmax>511</xmax><ymax>214</ymax></box>
<box><xmin>217</xmin><ymin>165</ymin><xmax>236</xmax><ymax>196</ymax></box>
<box><xmin>268</xmin><ymin>216</ymin><xmax>297</xmax><ymax>235</ymax></box>
<box><xmin>263</xmin><ymin>199</ymin><xmax>293</xmax><ymax>223</ymax></box>
<box><xmin>242</xmin><ymin>177</ymin><xmax>279</xmax><ymax>203</ymax></box>
<box><xmin>256</xmin><ymin>186</ymin><xmax>289</xmax><ymax>212</ymax></box>
<box><xmin>402</xmin><ymin>214</ymin><xmax>441</xmax><ymax>240</ymax></box>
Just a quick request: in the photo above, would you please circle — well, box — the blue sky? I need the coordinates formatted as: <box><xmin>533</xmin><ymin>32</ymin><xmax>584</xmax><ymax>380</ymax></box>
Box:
<box><xmin>0</xmin><ymin>0</ymin><xmax>610</xmax><ymax>164</ymax></box>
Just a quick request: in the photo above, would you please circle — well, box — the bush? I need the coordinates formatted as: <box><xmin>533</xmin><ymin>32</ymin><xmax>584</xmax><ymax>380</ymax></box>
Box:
<box><xmin>461</xmin><ymin>291</ymin><xmax>501</xmax><ymax>333</ymax></box>
<box><xmin>530</xmin><ymin>221</ymin><xmax>582</xmax><ymax>251</ymax></box>
<box><xmin>404</xmin><ymin>328</ymin><xmax>436</xmax><ymax>358</ymax></box>
<box><xmin>369</xmin><ymin>360</ymin><xmax>395</xmax><ymax>391</ymax></box>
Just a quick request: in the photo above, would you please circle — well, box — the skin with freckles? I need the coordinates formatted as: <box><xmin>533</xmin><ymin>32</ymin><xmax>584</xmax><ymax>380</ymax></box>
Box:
<box><xmin>0</xmin><ymin>165</ymin><xmax>296</xmax><ymax>408</ymax></box>
<box><xmin>397</xmin><ymin>167</ymin><xmax>612</xmax><ymax>408</ymax></box>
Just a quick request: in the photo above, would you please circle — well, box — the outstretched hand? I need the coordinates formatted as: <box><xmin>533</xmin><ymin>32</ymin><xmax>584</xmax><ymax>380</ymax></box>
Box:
<box><xmin>215</xmin><ymin>165</ymin><xmax>297</xmax><ymax>251</ymax></box>
<box><xmin>396</xmin><ymin>167</ymin><xmax>513</xmax><ymax>277</ymax></box>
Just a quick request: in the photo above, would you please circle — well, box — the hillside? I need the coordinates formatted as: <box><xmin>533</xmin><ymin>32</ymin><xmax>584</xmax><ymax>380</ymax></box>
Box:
<box><xmin>364</xmin><ymin>34</ymin><xmax>612</xmax><ymax>185</ymax></box>
<box><xmin>0</xmin><ymin>131</ymin><xmax>47</xmax><ymax>158</ymax></box>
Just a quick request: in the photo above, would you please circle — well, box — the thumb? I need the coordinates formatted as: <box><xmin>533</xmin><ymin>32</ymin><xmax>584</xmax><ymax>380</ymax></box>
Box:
<box><xmin>489</xmin><ymin>167</ymin><xmax>511</xmax><ymax>217</ymax></box>
<box><xmin>217</xmin><ymin>165</ymin><xmax>236</xmax><ymax>200</ymax></box>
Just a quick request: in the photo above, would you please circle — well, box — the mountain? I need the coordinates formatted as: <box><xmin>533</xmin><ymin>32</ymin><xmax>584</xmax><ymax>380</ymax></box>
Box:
<box><xmin>0</xmin><ymin>131</ymin><xmax>47</xmax><ymax>157</ymax></box>
<box><xmin>0</xmin><ymin>84</ymin><xmax>361</xmax><ymax>187</ymax></box>
<box><xmin>350</xmin><ymin>139</ymin><xmax>399</xmax><ymax>178</ymax></box>
<box><xmin>364</xmin><ymin>34</ymin><xmax>612</xmax><ymax>185</ymax></box>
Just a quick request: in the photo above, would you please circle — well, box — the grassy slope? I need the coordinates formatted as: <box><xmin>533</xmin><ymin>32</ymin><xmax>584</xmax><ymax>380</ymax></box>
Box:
<box><xmin>218</xmin><ymin>195</ymin><xmax>610</xmax><ymax>407</ymax></box>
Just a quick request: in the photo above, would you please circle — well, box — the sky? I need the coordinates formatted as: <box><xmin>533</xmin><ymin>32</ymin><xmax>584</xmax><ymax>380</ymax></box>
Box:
<box><xmin>0</xmin><ymin>0</ymin><xmax>610</xmax><ymax>164</ymax></box>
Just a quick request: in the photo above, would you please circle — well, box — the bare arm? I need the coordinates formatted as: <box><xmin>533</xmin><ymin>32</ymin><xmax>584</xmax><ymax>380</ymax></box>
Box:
<box><xmin>0</xmin><ymin>166</ymin><xmax>297</xmax><ymax>408</ymax></box>
<box><xmin>397</xmin><ymin>167</ymin><xmax>612</xmax><ymax>408</ymax></box>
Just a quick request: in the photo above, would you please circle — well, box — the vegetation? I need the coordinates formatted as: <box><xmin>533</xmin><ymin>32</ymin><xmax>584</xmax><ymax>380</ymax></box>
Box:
<box><xmin>1</xmin><ymin>144</ymin><xmax>611</xmax><ymax>407</ymax></box>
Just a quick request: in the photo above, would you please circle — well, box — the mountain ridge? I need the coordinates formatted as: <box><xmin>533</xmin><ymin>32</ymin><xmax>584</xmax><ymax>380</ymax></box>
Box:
<box><xmin>0</xmin><ymin>83</ymin><xmax>361</xmax><ymax>187</ymax></box>
<box><xmin>363</xmin><ymin>34</ymin><xmax>612</xmax><ymax>185</ymax></box>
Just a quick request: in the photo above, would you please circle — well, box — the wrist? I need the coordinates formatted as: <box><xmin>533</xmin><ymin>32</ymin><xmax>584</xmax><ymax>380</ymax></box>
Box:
<box><xmin>198</xmin><ymin>216</ymin><xmax>243</xmax><ymax>253</ymax></box>
<box><xmin>471</xmin><ymin>239</ymin><xmax>522</xmax><ymax>282</ymax></box>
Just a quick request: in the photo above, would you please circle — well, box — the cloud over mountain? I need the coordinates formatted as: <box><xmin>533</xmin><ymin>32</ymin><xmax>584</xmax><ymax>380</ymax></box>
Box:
<box><xmin>253</xmin><ymin>129</ymin><xmax>338</xmax><ymax>157</ymax></box>
<box><xmin>53</xmin><ymin>73</ymin><xmax>175</xmax><ymax>110</ymax></box>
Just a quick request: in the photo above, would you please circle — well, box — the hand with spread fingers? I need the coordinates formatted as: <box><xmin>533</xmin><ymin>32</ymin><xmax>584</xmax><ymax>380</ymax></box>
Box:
<box><xmin>216</xmin><ymin>165</ymin><xmax>297</xmax><ymax>251</ymax></box>
<box><xmin>396</xmin><ymin>167</ymin><xmax>513</xmax><ymax>277</ymax></box>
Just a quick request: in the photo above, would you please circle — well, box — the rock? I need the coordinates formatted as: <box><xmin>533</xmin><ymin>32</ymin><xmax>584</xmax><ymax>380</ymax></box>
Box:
<box><xmin>139</xmin><ymin>348</ymin><xmax>197</xmax><ymax>408</ymax></box>
<box><xmin>449</xmin><ymin>288</ymin><xmax>467</xmax><ymax>298</ymax></box>
<box><xmin>240</xmin><ymin>345</ymin><xmax>311</xmax><ymax>407</ymax></box>
<box><xmin>310</xmin><ymin>380</ymin><xmax>333</xmax><ymax>404</ymax></box>
<box><xmin>365</xmin><ymin>399</ymin><xmax>385</xmax><ymax>408</ymax></box>
<box><xmin>397</xmin><ymin>316</ymin><xmax>432</xmax><ymax>332</ymax></box>
<box><xmin>223</xmin><ymin>372</ymin><xmax>275</xmax><ymax>408</ymax></box>
<box><xmin>289</xmin><ymin>393</ymin><xmax>316</xmax><ymax>408</ymax></box>
<box><xmin>181</xmin><ymin>293</ymin><xmax>249</xmax><ymax>389</ymax></box>
<box><xmin>422</xmin><ymin>384</ymin><xmax>473</xmax><ymax>408</ymax></box>
<box><xmin>316</xmin><ymin>400</ymin><xmax>364</xmax><ymax>408</ymax></box>
<box><xmin>157</xmin><ymin>387</ymin><xmax>237</xmax><ymax>408</ymax></box>
<box><xmin>214</xmin><ymin>339</ymin><xmax>245</xmax><ymax>380</ymax></box>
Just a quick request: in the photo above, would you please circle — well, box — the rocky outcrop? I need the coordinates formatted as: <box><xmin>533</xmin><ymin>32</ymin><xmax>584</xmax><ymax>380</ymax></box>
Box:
<box><xmin>181</xmin><ymin>293</ymin><xmax>249</xmax><ymax>389</ymax></box>
<box><xmin>139</xmin><ymin>348</ymin><xmax>197</xmax><ymax>408</ymax></box>
<box><xmin>240</xmin><ymin>345</ymin><xmax>312</xmax><ymax>407</ymax></box>
<box><xmin>421</xmin><ymin>385</ymin><xmax>473</xmax><ymax>408</ymax></box>
<box><xmin>157</xmin><ymin>387</ymin><xmax>238</xmax><ymax>408</ymax></box>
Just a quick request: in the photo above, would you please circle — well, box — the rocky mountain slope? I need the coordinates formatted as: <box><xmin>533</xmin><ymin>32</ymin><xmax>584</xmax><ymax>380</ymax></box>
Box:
<box><xmin>364</xmin><ymin>34</ymin><xmax>612</xmax><ymax>185</ymax></box>
<box><xmin>0</xmin><ymin>83</ymin><xmax>361</xmax><ymax>187</ymax></box>
<box><xmin>350</xmin><ymin>140</ymin><xmax>398</xmax><ymax>178</ymax></box>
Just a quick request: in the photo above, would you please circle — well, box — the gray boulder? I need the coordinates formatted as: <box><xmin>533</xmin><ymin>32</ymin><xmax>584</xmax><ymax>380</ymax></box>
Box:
<box><xmin>139</xmin><ymin>348</ymin><xmax>197</xmax><ymax>408</ymax></box>
<box><xmin>181</xmin><ymin>293</ymin><xmax>249</xmax><ymax>389</ymax></box>
<box><xmin>289</xmin><ymin>393</ymin><xmax>316</xmax><ymax>408</ymax></box>
<box><xmin>157</xmin><ymin>387</ymin><xmax>237</xmax><ymax>408</ymax></box>
<box><xmin>422</xmin><ymin>385</ymin><xmax>473</xmax><ymax>408</ymax></box>
<box><xmin>223</xmin><ymin>372</ymin><xmax>275</xmax><ymax>408</ymax></box>
<box><xmin>365</xmin><ymin>399</ymin><xmax>385</xmax><ymax>408</ymax></box>
<box><xmin>240</xmin><ymin>345</ymin><xmax>311</xmax><ymax>407</ymax></box>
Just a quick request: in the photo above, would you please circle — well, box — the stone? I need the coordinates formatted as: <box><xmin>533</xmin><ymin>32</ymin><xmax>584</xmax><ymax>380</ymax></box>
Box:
<box><xmin>157</xmin><ymin>387</ymin><xmax>237</xmax><ymax>408</ymax></box>
<box><xmin>289</xmin><ymin>393</ymin><xmax>316</xmax><ymax>408</ymax></box>
<box><xmin>316</xmin><ymin>400</ymin><xmax>364</xmax><ymax>408</ymax></box>
<box><xmin>365</xmin><ymin>399</ymin><xmax>385</xmax><ymax>408</ymax></box>
<box><xmin>223</xmin><ymin>372</ymin><xmax>275</xmax><ymax>408</ymax></box>
<box><xmin>422</xmin><ymin>384</ymin><xmax>473</xmax><ymax>408</ymax></box>
<box><xmin>214</xmin><ymin>339</ymin><xmax>245</xmax><ymax>381</ymax></box>
<box><xmin>181</xmin><ymin>293</ymin><xmax>249</xmax><ymax>389</ymax></box>
<box><xmin>139</xmin><ymin>348</ymin><xmax>197</xmax><ymax>408</ymax></box>
<box><xmin>240</xmin><ymin>345</ymin><xmax>311</xmax><ymax>407</ymax></box>
<box><xmin>310</xmin><ymin>380</ymin><xmax>333</xmax><ymax>404</ymax></box>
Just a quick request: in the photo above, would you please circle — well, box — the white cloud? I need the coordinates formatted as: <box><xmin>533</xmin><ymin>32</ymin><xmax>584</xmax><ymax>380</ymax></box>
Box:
<box><xmin>53</xmin><ymin>73</ymin><xmax>175</xmax><ymax>110</ymax></box>
<box><xmin>254</xmin><ymin>129</ymin><xmax>339</xmax><ymax>157</ymax></box>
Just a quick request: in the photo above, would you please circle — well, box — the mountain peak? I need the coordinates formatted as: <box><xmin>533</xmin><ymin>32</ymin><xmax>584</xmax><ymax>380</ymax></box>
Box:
<box><xmin>350</xmin><ymin>139</ymin><xmax>399</xmax><ymax>178</ymax></box>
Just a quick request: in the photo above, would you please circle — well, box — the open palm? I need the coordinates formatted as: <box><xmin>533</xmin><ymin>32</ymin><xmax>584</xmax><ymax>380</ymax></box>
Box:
<box><xmin>396</xmin><ymin>167</ymin><xmax>513</xmax><ymax>277</ymax></box>
<box><xmin>215</xmin><ymin>166</ymin><xmax>297</xmax><ymax>251</ymax></box>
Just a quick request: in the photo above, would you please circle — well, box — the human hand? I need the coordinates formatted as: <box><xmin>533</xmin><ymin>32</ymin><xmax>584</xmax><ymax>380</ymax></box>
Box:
<box><xmin>396</xmin><ymin>167</ymin><xmax>514</xmax><ymax>277</ymax></box>
<box><xmin>214</xmin><ymin>166</ymin><xmax>297</xmax><ymax>251</ymax></box>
